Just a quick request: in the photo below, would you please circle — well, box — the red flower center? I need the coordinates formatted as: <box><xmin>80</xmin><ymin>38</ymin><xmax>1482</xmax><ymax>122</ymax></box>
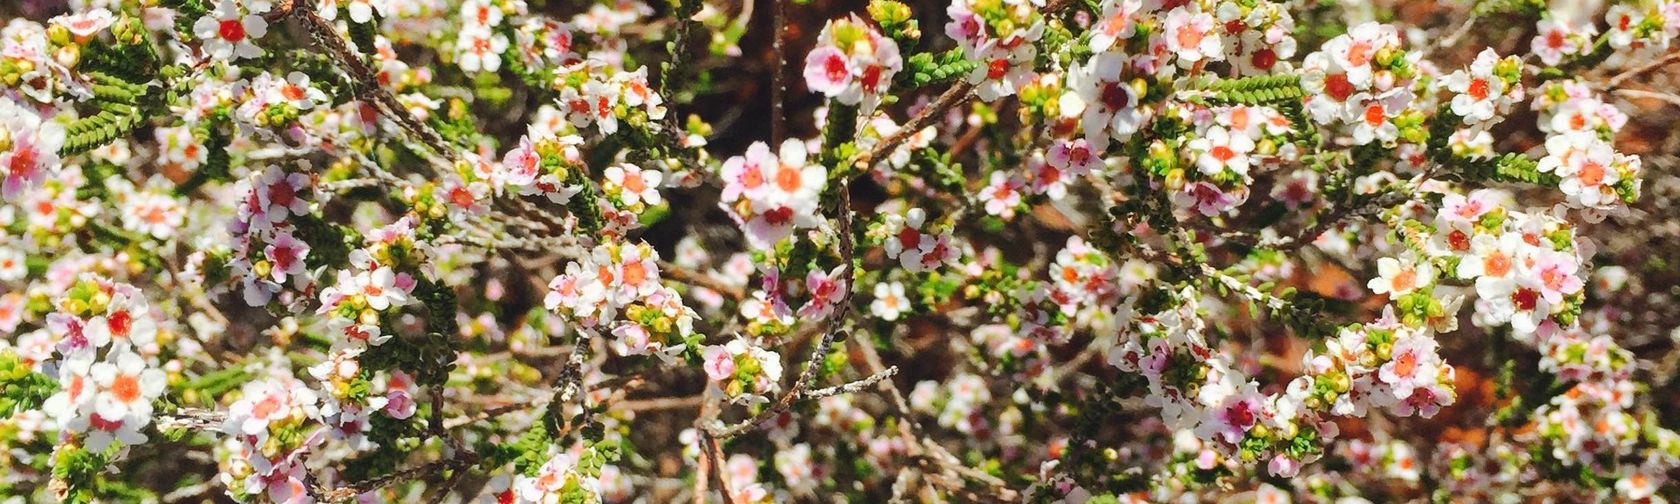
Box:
<box><xmin>1210</xmin><ymin>146</ymin><xmax>1236</xmax><ymax>163</ymax></box>
<box><xmin>1512</xmin><ymin>288</ymin><xmax>1540</xmax><ymax>311</ymax></box>
<box><xmin>1468</xmin><ymin>78</ymin><xmax>1491</xmax><ymax>101</ymax></box>
<box><xmin>1251</xmin><ymin>48</ymin><xmax>1277</xmax><ymax>70</ymax></box>
<box><xmin>763</xmin><ymin>206</ymin><xmax>794</xmax><ymax>225</ymax></box>
<box><xmin>1100</xmin><ymin>82</ymin><xmax>1132</xmax><ymax>112</ymax></box>
<box><xmin>1325</xmin><ymin>73</ymin><xmax>1355</xmax><ymax>101</ymax></box>
<box><xmin>1447</xmin><ymin>230</ymin><xmax>1470</xmax><ymax>251</ymax></box>
<box><xmin>108</xmin><ymin>310</ymin><xmax>132</xmax><ymax>338</ymax></box>
<box><xmin>219</xmin><ymin>19</ymin><xmax>246</xmax><ymax>42</ymax></box>
<box><xmin>986</xmin><ymin>59</ymin><xmax>1010</xmax><ymax>80</ymax></box>
<box><xmin>824</xmin><ymin>54</ymin><xmax>848</xmax><ymax>83</ymax></box>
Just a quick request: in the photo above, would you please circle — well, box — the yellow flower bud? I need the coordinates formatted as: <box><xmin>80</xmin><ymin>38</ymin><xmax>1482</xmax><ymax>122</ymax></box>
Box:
<box><xmin>55</xmin><ymin>46</ymin><xmax>80</xmax><ymax>70</ymax></box>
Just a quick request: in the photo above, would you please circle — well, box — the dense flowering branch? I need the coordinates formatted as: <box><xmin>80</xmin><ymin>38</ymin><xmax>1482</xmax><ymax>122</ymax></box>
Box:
<box><xmin>3</xmin><ymin>0</ymin><xmax>1680</xmax><ymax>502</ymax></box>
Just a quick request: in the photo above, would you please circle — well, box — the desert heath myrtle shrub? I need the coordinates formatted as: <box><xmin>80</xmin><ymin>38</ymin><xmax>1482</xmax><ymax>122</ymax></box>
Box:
<box><xmin>3</xmin><ymin>0</ymin><xmax>1680</xmax><ymax>502</ymax></box>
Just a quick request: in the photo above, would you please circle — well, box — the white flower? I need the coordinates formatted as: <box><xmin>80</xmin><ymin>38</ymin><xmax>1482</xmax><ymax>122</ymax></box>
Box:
<box><xmin>1063</xmin><ymin>51</ymin><xmax>1144</xmax><ymax>147</ymax></box>
<box><xmin>1443</xmin><ymin>49</ymin><xmax>1508</xmax><ymax>124</ymax></box>
<box><xmin>193</xmin><ymin>0</ymin><xmax>269</xmax><ymax>61</ymax></box>
<box><xmin>456</xmin><ymin>28</ymin><xmax>509</xmax><ymax>73</ymax></box>
<box><xmin>0</xmin><ymin>247</ymin><xmax>25</xmax><ymax>281</ymax></box>
<box><xmin>1187</xmin><ymin>126</ymin><xmax>1254</xmax><ymax>177</ymax></box>
<box><xmin>459</xmin><ymin>0</ymin><xmax>504</xmax><ymax>30</ymax></box>
<box><xmin>1088</xmin><ymin>0</ymin><xmax>1142</xmax><ymax>53</ymax></box>
<box><xmin>870</xmin><ymin>281</ymin><xmax>909</xmax><ymax>321</ymax></box>
<box><xmin>1367</xmin><ymin>255</ymin><xmax>1433</xmax><ymax>297</ymax></box>
<box><xmin>120</xmin><ymin>191</ymin><xmax>185</xmax><ymax>240</ymax></box>
<box><xmin>604</xmin><ymin>163</ymin><xmax>664</xmax><ymax>207</ymax></box>
<box><xmin>1163</xmin><ymin>7</ymin><xmax>1223</xmax><ymax>65</ymax></box>
<box><xmin>1531</xmin><ymin>19</ymin><xmax>1587</xmax><ymax>66</ymax></box>
<box><xmin>346</xmin><ymin>0</ymin><xmax>389</xmax><ymax>24</ymax></box>
<box><xmin>358</xmin><ymin>267</ymin><xmax>407</xmax><ymax>310</ymax></box>
<box><xmin>89</xmin><ymin>347</ymin><xmax>166</xmax><ymax>427</ymax></box>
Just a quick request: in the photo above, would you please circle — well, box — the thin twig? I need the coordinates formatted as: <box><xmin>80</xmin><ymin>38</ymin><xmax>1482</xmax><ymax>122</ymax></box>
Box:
<box><xmin>1604</xmin><ymin>50</ymin><xmax>1680</xmax><ymax>89</ymax></box>
<box><xmin>1612</xmin><ymin>88</ymin><xmax>1680</xmax><ymax>108</ymax></box>
<box><xmin>155</xmin><ymin>407</ymin><xmax>227</xmax><ymax>432</ymax></box>
<box><xmin>770</xmin><ymin>0</ymin><xmax>787</xmax><ymax>145</ymax></box>
<box><xmin>705</xmin><ymin>330</ymin><xmax>848</xmax><ymax>438</ymax></box>
<box><xmin>851</xmin><ymin>81</ymin><xmax>977</xmax><ymax>172</ymax></box>
<box><xmin>801</xmin><ymin>366</ymin><xmax>899</xmax><ymax>400</ymax></box>
<box><xmin>292</xmin><ymin>8</ymin><xmax>457</xmax><ymax>167</ymax></box>
<box><xmin>702</xmin><ymin>432</ymin><xmax>741</xmax><ymax>504</ymax></box>
<box><xmin>545</xmin><ymin>328</ymin><xmax>596</xmax><ymax>429</ymax></box>
<box><xmin>658</xmin><ymin>259</ymin><xmax>747</xmax><ymax>300</ymax></box>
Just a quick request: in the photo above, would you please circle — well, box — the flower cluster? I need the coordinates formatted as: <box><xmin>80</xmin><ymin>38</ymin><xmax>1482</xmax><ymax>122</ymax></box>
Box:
<box><xmin>217</xmin><ymin>373</ymin><xmax>323</xmax><ymax>503</ymax></box>
<box><xmin>1300</xmin><ymin>22</ymin><xmax>1419</xmax><ymax>146</ymax></box>
<box><xmin>40</xmin><ymin>278</ymin><xmax>166</xmax><ymax>452</ymax></box>
<box><xmin>701</xmin><ymin>335</ymin><xmax>786</xmax><ymax>404</ymax></box>
<box><xmin>717</xmin><ymin>139</ymin><xmax>828</xmax><ymax>250</ymax></box>
<box><xmin>545</xmin><ymin>241</ymin><xmax>698</xmax><ymax>359</ymax></box>
<box><xmin>803</xmin><ymin>16</ymin><xmax>902</xmax><ymax>111</ymax></box>
<box><xmin>1533</xmin><ymin>83</ymin><xmax>1643</xmax><ymax>212</ymax></box>
<box><xmin>944</xmin><ymin>0</ymin><xmax>1045</xmax><ymax>100</ymax></box>
<box><xmin>228</xmin><ymin>167</ymin><xmax>318</xmax><ymax>308</ymax></box>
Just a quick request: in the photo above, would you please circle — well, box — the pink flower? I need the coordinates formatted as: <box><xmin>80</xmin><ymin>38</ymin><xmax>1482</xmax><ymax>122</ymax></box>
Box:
<box><xmin>263</xmin><ymin>232</ymin><xmax>311</xmax><ymax>283</ymax></box>
<box><xmin>1378</xmin><ymin>332</ymin><xmax>1441</xmax><ymax>400</ymax></box>
<box><xmin>384</xmin><ymin>389</ymin><xmax>417</xmax><ymax>419</ymax></box>
<box><xmin>1173</xmin><ymin>181</ymin><xmax>1243</xmax><ymax>217</ymax></box>
<box><xmin>0</xmin><ymin>99</ymin><xmax>65</xmax><ymax>200</ymax></box>
<box><xmin>1047</xmin><ymin>138</ymin><xmax>1100</xmax><ymax>176</ymax></box>
<box><xmin>980</xmin><ymin>171</ymin><xmax>1023</xmax><ymax>219</ymax></box>
<box><xmin>803</xmin><ymin>46</ymin><xmax>852</xmax><ymax>96</ymax></box>
<box><xmin>703</xmin><ymin>345</ymin><xmax>736</xmax><ymax>381</ymax></box>
<box><xmin>1267</xmin><ymin>455</ymin><xmax>1302</xmax><ymax>477</ymax></box>
<box><xmin>52</xmin><ymin>8</ymin><xmax>115</xmax><ymax>40</ymax></box>
<box><xmin>797</xmin><ymin>265</ymin><xmax>848</xmax><ymax>320</ymax></box>
<box><xmin>1527</xmin><ymin>251</ymin><xmax>1583</xmax><ymax>306</ymax></box>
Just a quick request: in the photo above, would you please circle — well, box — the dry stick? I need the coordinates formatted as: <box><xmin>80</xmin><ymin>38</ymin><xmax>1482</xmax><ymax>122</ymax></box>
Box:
<box><xmin>802</xmin><ymin>366</ymin><xmax>899</xmax><ymax>399</ymax></box>
<box><xmin>770</xmin><ymin>0</ymin><xmax>787</xmax><ymax>145</ymax></box>
<box><xmin>851</xmin><ymin>81</ymin><xmax>978</xmax><ymax>172</ymax></box>
<box><xmin>424</xmin><ymin>468</ymin><xmax>472</xmax><ymax>504</ymax></box>
<box><xmin>701</xmin><ymin>432</ymin><xmax>741</xmax><ymax>504</ymax></box>
<box><xmin>691</xmin><ymin>435</ymin><xmax>713</xmax><ymax>504</ymax></box>
<box><xmin>548</xmin><ymin>328</ymin><xmax>596</xmax><ymax>429</ymax></box>
<box><xmin>293</xmin><ymin>8</ymin><xmax>458</xmax><ymax>167</ymax></box>
<box><xmin>851</xmin><ymin>336</ymin><xmax>1018</xmax><ymax>500</ymax></box>
<box><xmin>318</xmin><ymin>450</ymin><xmax>479</xmax><ymax>502</ymax></box>
<box><xmin>442</xmin><ymin>376</ymin><xmax>651</xmax><ymax>430</ymax></box>
<box><xmin>657</xmin><ymin>259</ymin><xmax>747</xmax><ymax>300</ymax></box>
<box><xmin>1612</xmin><ymin>88</ymin><xmax>1680</xmax><ymax>108</ymax></box>
<box><xmin>1432</xmin><ymin>8</ymin><xmax>1479</xmax><ymax>53</ymax></box>
<box><xmin>1604</xmin><ymin>49</ymin><xmax>1680</xmax><ymax>89</ymax></box>
<box><xmin>155</xmin><ymin>407</ymin><xmax>227</xmax><ymax>432</ymax></box>
<box><xmin>616</xmin><ymin>394</ymin><xmax>706</xmax><ymax>411</ymax></box>
<box><xmin>889</xmin><ymin>466</ymin><xmax>922</xmax><ymax>504</ymax></box>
